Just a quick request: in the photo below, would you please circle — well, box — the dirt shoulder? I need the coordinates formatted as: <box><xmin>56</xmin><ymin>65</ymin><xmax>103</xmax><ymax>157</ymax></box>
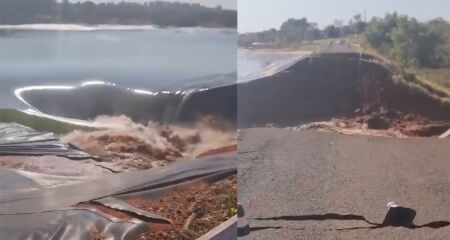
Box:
<box><xmin>291</xmin><ymin>112</ymin><xmax>449</xmax><ymax>138</ymax></box>
<box><xmin>128</xmin><ymin>176</ymin><xmax>237</xmax><ymax>240</ymax></box>
<box><xmin>70</xmin><ymin>172</ymin><xmax>237</xmax><ymax>240</ymax></box>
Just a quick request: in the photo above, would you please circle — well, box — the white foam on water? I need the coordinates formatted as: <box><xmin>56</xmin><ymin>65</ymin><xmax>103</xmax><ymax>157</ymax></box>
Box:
<box><xmin>172</xmin><ymin>26</ymin><xmax>236</xmax><ymax>34</ymax></box>
<box><xmin>80</xmin><ymin>80</ymin><xmax>106</xmax><ymax>86</ymax></box>
<box><xmin>133</xmin><ymin>89</ymin><xmax>157</xmax><ymax>95</ymax></box>
<box><xmin>14</xmin><ymin>85</ymin><xmax>74</xmax><ymax>111</ymax></box>
<box><xmin>20</xmin><ymin>108</ymin><xmax>109</xmax><ymax>129</ymax></box>
<box><xmin>0</xmin><ymin>24</ymin><xmax>157</xmax><ymax>31</ymax></box>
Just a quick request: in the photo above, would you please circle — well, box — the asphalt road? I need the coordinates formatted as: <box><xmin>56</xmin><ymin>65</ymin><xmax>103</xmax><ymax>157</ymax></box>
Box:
<box><xmin>318</xmin><ymin>40</ymin><xmax>360</xmax><ymax>54</ymax></box>
<box><xmin>238</xmin><ymin>128</ymin><xmax>449</xmax><ymax>239</ymax></box>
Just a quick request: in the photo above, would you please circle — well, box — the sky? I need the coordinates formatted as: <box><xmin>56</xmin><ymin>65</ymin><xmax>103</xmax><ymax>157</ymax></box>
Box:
<box><xmin>239</xmin><ymin>0</ymin><xmax>450</xmax><ymax>33</ymax></box>
<box><xmin>71</xmin><ymin>0</ymin><xmax>236</xmax><ymax>9</ymax></box>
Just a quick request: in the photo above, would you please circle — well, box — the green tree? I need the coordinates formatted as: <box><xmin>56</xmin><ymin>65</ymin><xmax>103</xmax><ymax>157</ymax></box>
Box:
<box><xmin>349</xmin><ymin>14</ymin><xmax>365</xmax><ymax>34</ymax></box>
<box><xmin>364</xmin><ymin>12</ymin><xmax>450</xmax><ymax>68</ymax></box>
<box><xmin>0</xmin><ymin>0</ymin><xmax>237</xmax><ymax>28</ymax></box>
<box><xmin>323</xmin><ymin>25</ymin><xmax>339</xmax><ymax>38</ymax></box>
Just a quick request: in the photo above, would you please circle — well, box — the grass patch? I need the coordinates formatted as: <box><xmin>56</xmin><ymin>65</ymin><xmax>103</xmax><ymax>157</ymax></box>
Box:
<box><xmin>392</xmin><ymin>72</ymin><xmax>450</xmax><ymax>106</ymax></box>
<box><xmin>359</xmin><ymin>36</ymin><xmax>450</xmax><ymax>105</ymax></box>
<box><xmin>414</xmin><ymin>68</ymin><xmax>450</xmax><ymax>90</ymax></box>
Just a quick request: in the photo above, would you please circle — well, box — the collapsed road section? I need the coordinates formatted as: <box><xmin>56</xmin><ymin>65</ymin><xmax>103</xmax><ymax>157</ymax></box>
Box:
<box><xmin>237</xmin><ymin>50</ymin><xmax>450</xmax><ymax>240</ymax></box>
<box><xmin>238</xmin><ymin>52</ymin><xmax>449</xmax><ymax>137</ymax></box>
<box><xmin>0</xmin><ymin>123</ymin><xmax>237</xmax><ymax>240</ymax></box>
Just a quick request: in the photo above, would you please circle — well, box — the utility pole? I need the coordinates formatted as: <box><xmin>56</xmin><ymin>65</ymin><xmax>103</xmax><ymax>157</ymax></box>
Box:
<box><xmin>357</xmin><ymin>9</ymin><xmax>366</xmax><ymax>61</ymax></box>
<box><xmin>361</xmin><ymin>8</ymin><xmax>367</xmax><ymax>52</ymax></box>
<box><xmin>364</xmin><ymin>9</ymin><xmax>367</xmax><ymax>23</ymax></box>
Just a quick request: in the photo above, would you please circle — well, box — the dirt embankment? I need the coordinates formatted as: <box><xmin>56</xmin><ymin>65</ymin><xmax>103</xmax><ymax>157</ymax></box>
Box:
<box><xmin>238</xmin><ymin>53</ymin><xmax>449</xmax><ymax>137</ymax></box>
<box><xmin>75</xmin><ymin>176</ymin><xmax>237</xmax><ymax>240</ymax></box>
<box><xmin>131</xmin><ymin>176</ymin><xmax>237</xmax><ymax>240</ymax></box>
<box><xmin>293</xmin><ymin>112</ymin><xmax>449</xmax><ymax>138</ymax></box>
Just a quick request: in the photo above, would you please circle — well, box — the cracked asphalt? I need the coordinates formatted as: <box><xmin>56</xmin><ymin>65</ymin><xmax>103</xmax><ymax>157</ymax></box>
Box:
<box><xmin>238</xmin><ymin>128</ymin><xmax>449</xmax><ymax>239</ymax></box>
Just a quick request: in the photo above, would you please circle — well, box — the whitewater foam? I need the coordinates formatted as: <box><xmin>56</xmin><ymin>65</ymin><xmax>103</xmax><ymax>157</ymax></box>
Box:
<box><xmin>62</xmin><ymin>115</ymin><xmax>236</xmax><ymax>164</ymax></box>
<box><xmin>0</xmin><ymin>24</ymin><xmax>157</xmax><ymax>31</ymax></box>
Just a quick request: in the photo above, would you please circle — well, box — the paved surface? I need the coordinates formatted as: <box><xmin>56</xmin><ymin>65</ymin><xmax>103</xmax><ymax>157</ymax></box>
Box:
<box><xmin>238</xmin><ymin>49</ymin><xmax>310</xmax><ymax>83</ymax></box>
<box><xmin>318</xmin><ymin>40</ymin><xmax>360</xmax><ymax>54</ymax></box>
<box><xmin>238</xmin><ymin>39</ymin><xmax>360</xmax><ymax>84</ymax></box>
<box><xmin>238</xmin><ymin>128</ymin><xmax>449</xmax><ymax>239</ymax></box>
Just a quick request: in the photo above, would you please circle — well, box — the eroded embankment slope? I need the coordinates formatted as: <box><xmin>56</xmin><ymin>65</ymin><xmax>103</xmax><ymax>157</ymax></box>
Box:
<box><xmin>238</xmin><ymin>53</ymin><xmax>449</xmax><ymax>128</ymax></box>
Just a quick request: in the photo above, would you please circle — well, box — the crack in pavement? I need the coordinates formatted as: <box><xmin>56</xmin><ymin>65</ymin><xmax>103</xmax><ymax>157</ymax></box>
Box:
<box><xmin>335</xmin><ymin>220</ymin><xmax>450</xmax><ymax>231</ymax></box>
<box><xmin>251</xmin><ymin>213</ymin><xmax>378</xmax><ymax>225</ymax></box>
<box><xmin>238</xmin><ymin>150</ymin><xmax>260</xmax><ymax>154</ymax></box>
<box><xmin>249</xmin><ymin>226</ymin><xmax>283</xmax><ymax>232</ymax></box>
<box><xmin>249</xmin><ymin>226</ymin><xmax>310</xmax><ymax>233</ymax></box>
<box><xmin>248</xmin><ymin>213</ymin><xmax>450</xmax><ymax>231</ymax></box>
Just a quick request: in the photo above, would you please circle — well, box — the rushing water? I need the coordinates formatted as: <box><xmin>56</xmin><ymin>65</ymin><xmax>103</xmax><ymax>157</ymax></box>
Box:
<box><xmin>0</xmin><ymin>26</ymin><xmax>236</xmax><ymax>110</ymax></box>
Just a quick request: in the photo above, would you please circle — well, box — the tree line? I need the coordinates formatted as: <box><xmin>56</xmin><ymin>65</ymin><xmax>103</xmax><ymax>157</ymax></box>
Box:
<box><xmin>239</xmin><ymin>13</ymin><xmax>450</xmax><ymax>68</ymax></box>
<box><xmin>238</xmin><ymin>14</ymin><xmax>365</xmax><ymax>47</ymax></box>
<box><xmin>365</xmin><ymin>13</ymin><xmax>449</xmax><ymax>68</ymax></box>
<box><xmin>0</xmin><ymin>0</ymin><xmax>237</xmax><ymax>28</ymax></box>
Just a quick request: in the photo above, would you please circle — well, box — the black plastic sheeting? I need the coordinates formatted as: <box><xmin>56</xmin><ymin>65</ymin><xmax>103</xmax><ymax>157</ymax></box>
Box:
<box><xmin>0</xmin><ymin>123</ymin><xmax>90</xmax><ymax>159</ymax></box>
<box><xmin>17</xmin><ymin>83</ymin><xmax>237</xmax><ymax>124</ymax></box>
<box><xmin>0</xmin><ymin>209</ymin><xmax>149</xmax><ymax>240</ymax></box>
<box><xmin>0</xmin><ymin>168</ymin><xmax>41</xmax><ymax>192</ymax></box>
<box><xmin>0</xmin><ymin>153</ymin><xmax>236</xmax><ymax>239</ymax></box>
<box><xmin>0</xmin><ymin>122</ymin><xmax>237</xmax><ymax>239</ymax></box>
<box><xmin>0</xmin><ymin>154</ymin><xmax>236</xmax><ymax>214</ymax></box>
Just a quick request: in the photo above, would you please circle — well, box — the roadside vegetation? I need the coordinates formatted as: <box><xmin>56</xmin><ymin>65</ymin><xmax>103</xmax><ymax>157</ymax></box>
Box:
<box><xmin>364</xmin><ymin>14</ymin><xmax>449</xmax><ymax>68</ymax></box>
<box><xmin>363</xmin><ymin>13</ymin><xmax>450</xmax><ymax>100</ymax></box>
<box><xmin>239</xmin><ymin>14</ymin><xmax>365</xmax><ymax>47</ymax></box>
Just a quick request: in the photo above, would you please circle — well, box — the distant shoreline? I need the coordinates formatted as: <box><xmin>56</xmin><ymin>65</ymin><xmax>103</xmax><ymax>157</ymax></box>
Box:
<box><xmin>0</xmin><ymin>1</ymin><xmax>236</xmax><ymax>29</ymax></box>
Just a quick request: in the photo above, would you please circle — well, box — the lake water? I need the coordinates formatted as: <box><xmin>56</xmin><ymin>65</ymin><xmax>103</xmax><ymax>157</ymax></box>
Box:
<box><xmin>237</xmin><ymin>49</ymin><xmax>307</xmax><ymax>82</ymax></box>
<box><xmin>0</xmin><ymin>26</ymin><xmax>236</xmax><ymax>109</ymax></box>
